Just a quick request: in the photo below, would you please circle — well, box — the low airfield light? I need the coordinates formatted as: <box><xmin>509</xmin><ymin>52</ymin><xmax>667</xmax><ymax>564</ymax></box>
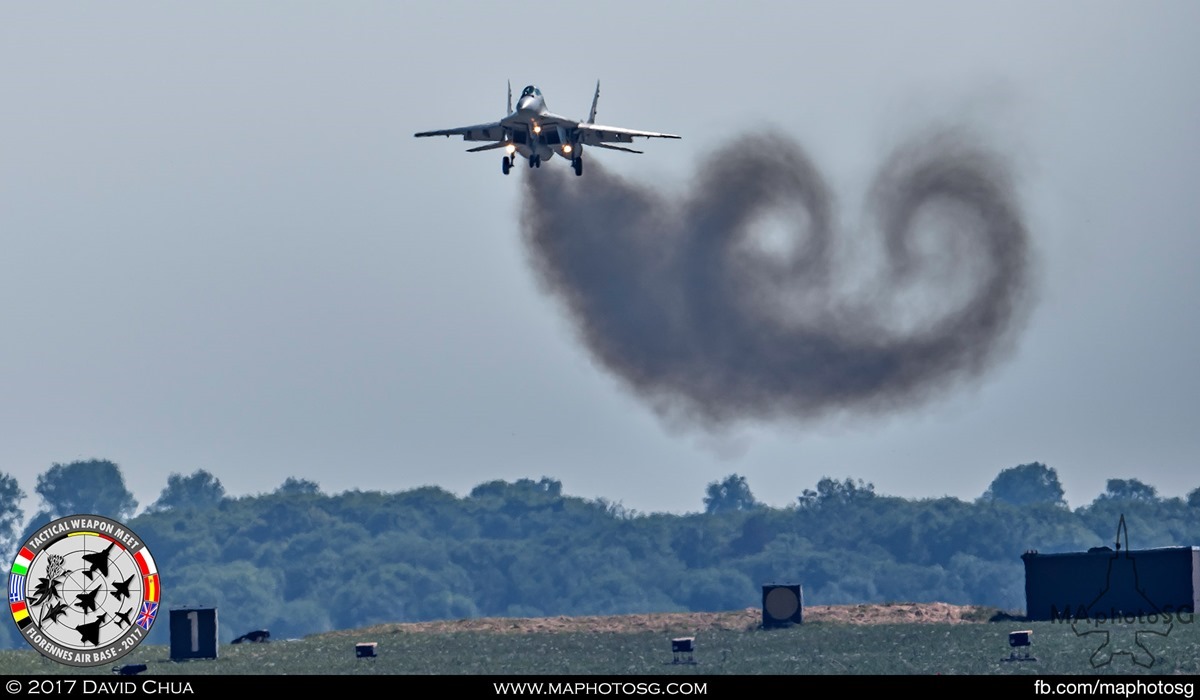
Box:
<box><xmin>1004</xmin><ymin>629</ymin><xmax>1036</xmax><ymax>662</ymax></box>
<box><xmin>670</xmin><ymin>637</ymin><xmax>696</xmax><ymax>665</ymax></box>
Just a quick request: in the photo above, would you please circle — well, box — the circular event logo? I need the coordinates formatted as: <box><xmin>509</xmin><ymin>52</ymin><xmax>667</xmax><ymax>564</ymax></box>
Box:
<box><xmin>7</xmin><ymin>514</ymin><xmax>160</xmax><ymax>667</ymax></box>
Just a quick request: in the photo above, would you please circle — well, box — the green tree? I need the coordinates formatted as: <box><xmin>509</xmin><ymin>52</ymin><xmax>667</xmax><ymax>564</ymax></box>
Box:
<box><xmin>149</xmin><ymin>470</ymin><xmax>227</xmax><ymax>512</ymax></box>
<box><xmin>0</xmin><ymin>472</ymin><xmax>26</xmax><ymax>559</ymax></box>
<box><xmin>469</xmin><ymin>477</ymin><xmax>563</xmax><ymax>502</ymax></box>
<box><xmin>1096</xmin><ymin>478</ymin><xmax>1159</xmax><ymax>502</ymax></box>
<box><xmin>798</xmin><ymin>477</ymin><xmax>876</xmax><ymax>509</ymax></box>
<box><xmin>275</xmin><ymin>477</ymin><xmax>321</xmax><ymax>496</ymax></box>
<box><xmin>702</xmin><ymin>473</ymin><xmax>759</xmax><ymax>513</ymax></box>
<box><xmin>33</xmin><ymin>459</ymin><xmax>138</xmax><ymax>522</ymax></box>
<box><xmin>978</xmin><ymin>462</ymin><xmax>1066</xmax><ymax>508</ymax></box>
<box><xmin>676</xmin><ymin>567</ymin><xmax>756</xmax><ymax>611</ymax></box>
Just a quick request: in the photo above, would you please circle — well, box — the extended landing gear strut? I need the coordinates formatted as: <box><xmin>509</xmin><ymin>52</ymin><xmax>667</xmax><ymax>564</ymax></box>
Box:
<box><xmin>502</xmin><ymin>156</ymin><xmax>511</xmax><ymax>175</ymax></box>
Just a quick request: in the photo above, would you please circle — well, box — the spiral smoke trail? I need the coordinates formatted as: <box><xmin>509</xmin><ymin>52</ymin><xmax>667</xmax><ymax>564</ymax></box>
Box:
<box><xmin>520</xmin><ymin>129</ymin><xmax>1034</xmax><ymax>430</ymax></box>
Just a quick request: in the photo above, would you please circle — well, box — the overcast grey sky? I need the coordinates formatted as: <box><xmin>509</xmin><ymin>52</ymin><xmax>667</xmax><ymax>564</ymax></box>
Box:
<box><xmin>2</xmin><ymin>2</ymin><xmax>1198</xmax><ymax>518</ymax></box>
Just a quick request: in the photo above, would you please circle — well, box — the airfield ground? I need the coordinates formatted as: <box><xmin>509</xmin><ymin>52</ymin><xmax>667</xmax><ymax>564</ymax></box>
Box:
<box><xmin>336</xmin><ymin>602</ymin><xmax>1002</xmax><ymax>637</ymax></box>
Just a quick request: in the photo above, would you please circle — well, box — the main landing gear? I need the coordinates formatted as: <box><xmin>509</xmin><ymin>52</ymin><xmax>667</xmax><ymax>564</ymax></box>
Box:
<box><xmin>502</xmin><ymin>153</ymin><xmax>573</xmax><ymax>175</ymax></box>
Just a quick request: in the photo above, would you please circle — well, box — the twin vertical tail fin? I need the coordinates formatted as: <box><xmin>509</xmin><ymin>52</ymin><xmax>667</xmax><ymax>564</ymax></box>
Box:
<box><xmin>588</xmin><ymin>80</ymin><xmax>600</xmax><ymax>124</ymax></box>
<box><xmin>507</xmin><ymin>80</ymin><xmax>512</xmax><ymax>114</ymax></box>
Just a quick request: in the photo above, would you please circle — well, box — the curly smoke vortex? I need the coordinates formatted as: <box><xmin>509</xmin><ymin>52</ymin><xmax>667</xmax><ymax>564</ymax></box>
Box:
<box><xmin>520</xmin><ymin>129</ymin><xmax>1034</xmax><ymax>429</ymax></box>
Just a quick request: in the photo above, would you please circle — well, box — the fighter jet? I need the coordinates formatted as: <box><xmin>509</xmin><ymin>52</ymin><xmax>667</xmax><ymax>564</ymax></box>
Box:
<box><xmin>81</xmin><ymin>542</ymin><xmax>114</xmax><ymax>581</ymax></box>
<box><xmin>414</xmin><ymin>82</ymin><xmax>680</xmax><ymax>176</ymax></box>
<box><xmin>76</xmin><ymin>614</ymin><xmax>107</xmax><ymax>646</ymax></box>
<box><xmin>74</xmin><ymin>584</ymin><xmax>101</xmax><ymax>614</ymax></box>
<box><xmin>113</xmin><ymin>608</ymin><xmax>133</xmax><ymax>628</ymax></box>
<box><xmin>111</xmin><ymin>574</ymin><xmax>135</xmax><ymax>601</ymax></box>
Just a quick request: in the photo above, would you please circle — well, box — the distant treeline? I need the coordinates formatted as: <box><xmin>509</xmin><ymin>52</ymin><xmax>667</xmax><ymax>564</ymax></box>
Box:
<box><xmin>1</xmin><ymin>460</ymin><xmax>1198</xmax><ymax>649</ymax></box>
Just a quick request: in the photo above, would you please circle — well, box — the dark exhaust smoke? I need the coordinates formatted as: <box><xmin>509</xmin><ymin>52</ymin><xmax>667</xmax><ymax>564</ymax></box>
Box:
<box><xmin>520</xmin><ymin>129</ymin><xmax>1033</xmax><ymax>429</ymax></box>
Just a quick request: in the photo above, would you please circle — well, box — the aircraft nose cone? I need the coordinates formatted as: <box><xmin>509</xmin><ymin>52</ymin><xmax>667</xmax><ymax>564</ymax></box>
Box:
<box><xmin>517</xmin><ymin>96</ymin><xmax>537</xmax><ymax>112</ymax></box>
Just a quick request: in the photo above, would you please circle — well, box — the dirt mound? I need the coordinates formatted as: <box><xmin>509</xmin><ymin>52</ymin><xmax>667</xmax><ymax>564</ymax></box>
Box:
<box><xmin>806</xmin><ymin>602</ymin><xmax>997</xmax><ymax>625</ymax></box>
<box><xmin>347</xmin><ymin>602</ymin><xmax>1000</xmax><ymax>637</ymax></box>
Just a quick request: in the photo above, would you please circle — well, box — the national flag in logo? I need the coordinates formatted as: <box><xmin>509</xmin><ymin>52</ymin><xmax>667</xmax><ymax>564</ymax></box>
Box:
<box><xmin>134</xmin><ymin>549</ymin><xmax>157</xmax><ymax>577</ymax></box>
<box><xmin>10</xmin><ymin>601</ymin><xmax>31</xmax><ymax>630</ymax></box>
<box><xmin>8</xmin><ymin>573</ymin><xmax>24</xmax><ymax>603</ymax></box>
<box><xmin>136</xmin><ymin>601</ymin><xmax>158</xmax><ymax>630</ymax></box>
<box><xmin>143</xmin><ymin>574</ymin><xmax>159</xmax><ymax>604</ymax></box>
<box><xmin>11</xmin><ymin>547</ymin><xmax>33</xmax><ymax>576</ymax></box>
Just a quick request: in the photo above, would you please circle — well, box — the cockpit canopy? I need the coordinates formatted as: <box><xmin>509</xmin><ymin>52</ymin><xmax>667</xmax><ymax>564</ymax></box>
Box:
<box><xmin>521</xmin><ymin>85</ymin><xmax>541</xmax><ymax>98</ymax></box>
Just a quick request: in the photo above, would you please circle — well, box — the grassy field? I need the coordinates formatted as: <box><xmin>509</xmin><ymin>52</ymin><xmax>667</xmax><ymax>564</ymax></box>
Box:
<box><xmin>2</xmin><ymin>610</ymin><xmax>1197</xmax><ymax>675</ymax></box>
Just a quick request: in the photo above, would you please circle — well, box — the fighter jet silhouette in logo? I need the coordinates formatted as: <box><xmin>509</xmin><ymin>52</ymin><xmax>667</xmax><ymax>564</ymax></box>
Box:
<box><xmin>110</xmin><ymin>574</ymin><xmax>135</xmax><ymax>601</ymax></box>
<box><xmin>113</xmin><ymin>608</ymin><xmax>132</xmax><ymax>629</ymax></box>
<box><xmin>75</xmin><ymin>613</ymin><xmax>107</xmax><ymax>646</ymax></box>
<box><xmin>74</xmin><ymin>584</ymin><xmax>102</xmax><ymax>614</ymax></box>
<box><xmin>81</xmin><ymin>542</ymin><xmax>114</xmax><ymax>581</ymax></box>
<box><xmin>1071</xmin><ymin>515</ymin><xmax>1174</xmax><ymax>668</ymax></box>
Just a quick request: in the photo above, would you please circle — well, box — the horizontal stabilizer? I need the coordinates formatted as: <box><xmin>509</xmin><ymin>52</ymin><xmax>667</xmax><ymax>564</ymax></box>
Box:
<box><xmin>465</xmin><ymin>142</ymin><xmax>509</xmax><ymax>153</ymax></box>
<box><xmin>594</xmin><ymin>143</ymin><xmax>643</xmax><ymax>154</ymax></box>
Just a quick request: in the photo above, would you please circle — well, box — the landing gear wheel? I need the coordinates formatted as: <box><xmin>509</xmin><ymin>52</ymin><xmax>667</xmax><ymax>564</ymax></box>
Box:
<box><xmin>528</xmin><ymin>154</ymin><xmax>536</xmax><ymax>168</ymax></box>
<box><xmin>502</xmin><ymin>156</ymin><xmax>511</xmax><ymax>175</ymax></box>
<box><xmin>572</xmin><ymin>156</ymin><xmax>583</xmax><ymax>177</ymax></box>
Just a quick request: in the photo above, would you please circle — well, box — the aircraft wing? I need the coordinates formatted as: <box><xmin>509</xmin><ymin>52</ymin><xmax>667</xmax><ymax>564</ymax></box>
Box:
<box><xmin>413</xmin><ymin>121</ymin><xmax>507</xmax><ymax>142</ymax></box>
<box><xmin>577</xmin><ymin>123</ymin><xmax>681</xmax><ymax>146</ymax></box>
<box><xmin>524</xmin><ymin>112</ymin><xmax>680</xmax><ymax>149</ymax></box>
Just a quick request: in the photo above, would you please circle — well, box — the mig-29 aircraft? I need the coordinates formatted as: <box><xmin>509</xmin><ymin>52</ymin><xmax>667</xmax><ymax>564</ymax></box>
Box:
<box><xmin>414</xmin><ymin>82</ymin><xmax>680</xmax><ymax>176</ymax></box>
